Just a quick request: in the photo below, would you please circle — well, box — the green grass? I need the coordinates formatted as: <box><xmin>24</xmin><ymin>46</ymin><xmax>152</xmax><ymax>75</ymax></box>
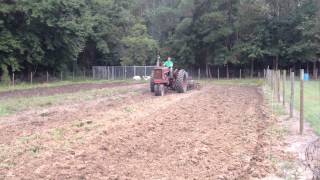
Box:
<box><xmin>284</xmin><ymin>80</ymin><xmax>320</xmax><ymax>135</ymax></box>
<box><xmin>0</xmin><ymin>79</ymin><xmax>140</xmax><ymax>93</ymax></box>
<box><xmin>202</xmin><ymin>78</ymin><xmax>265</xmax><ymax>86</ymax></box>
<box><xmin>0</xmin><ymin>86</ymin><xmax>133</xmax><ymax>116</ymax></box>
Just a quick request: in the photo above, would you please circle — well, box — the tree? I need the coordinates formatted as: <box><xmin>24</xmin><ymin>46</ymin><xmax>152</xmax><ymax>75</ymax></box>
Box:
<box><xmin>1</xmin><ymin>0</ymin><xmax>320</xmax><ymax>82</ymax></box>
<box><xmin>120</xmin><ymin>23</ymin><xmax>158</xmax><ymax>65</ymax></box>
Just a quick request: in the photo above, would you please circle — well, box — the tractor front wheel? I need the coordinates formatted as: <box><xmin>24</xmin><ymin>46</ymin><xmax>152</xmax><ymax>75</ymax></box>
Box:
<box><xmin>155</xmin><ymin>84</ymin><xmax>165</xmax><ymax>96</ymax></box>
<box><xmin>175</xmin><ymin>70</ymin><xmax>188</xmax><ymax>93</ymax></box>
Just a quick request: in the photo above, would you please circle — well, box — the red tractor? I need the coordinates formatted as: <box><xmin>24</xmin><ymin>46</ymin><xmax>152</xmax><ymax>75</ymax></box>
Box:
<box><xmin>150</xmin><ymin>67</ymin><xmax>191</xmax><ymax>96</ymax></box>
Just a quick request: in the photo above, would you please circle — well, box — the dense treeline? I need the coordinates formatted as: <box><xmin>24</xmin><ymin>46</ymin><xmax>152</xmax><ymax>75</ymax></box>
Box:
<box><xmin>0</xmin><ymin>0</ymin><xmax>320</xmax><ymax>81</ymax></box>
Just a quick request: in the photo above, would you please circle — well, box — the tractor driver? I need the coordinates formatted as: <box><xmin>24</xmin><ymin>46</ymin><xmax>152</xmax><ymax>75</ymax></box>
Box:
<box><xmin>164</xmin><ymin>57</ymin><xmax>173</xmax><ymax>68</ymax></box>
<box><xmin>164</xmin><ymin>57</ymin><xmax>174</xmax><ymax>78</ymax></box>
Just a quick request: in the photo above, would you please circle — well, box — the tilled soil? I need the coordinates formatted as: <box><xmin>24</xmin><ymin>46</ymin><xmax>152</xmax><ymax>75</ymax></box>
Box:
<box><xmin>0</xmin><ymin>84</ymin><xmax>273</xmax><ymax>179</ymax></box>
<box><xmin>0</xmin><ymin>83</ymin><xmax>148</xmax><ymax>145</ymax></box>
<box><xmin>0</xmin><ymin>82</ymin><xmax>141</xmax><ymax>100</ymax></box>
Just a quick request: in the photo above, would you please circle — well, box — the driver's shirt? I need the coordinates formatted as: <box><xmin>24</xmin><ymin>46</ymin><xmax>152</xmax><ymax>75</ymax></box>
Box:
<box><xmin>164</xmin><ymin>60</ymin><xmax>173</xmax><ymax>68</ymax></box>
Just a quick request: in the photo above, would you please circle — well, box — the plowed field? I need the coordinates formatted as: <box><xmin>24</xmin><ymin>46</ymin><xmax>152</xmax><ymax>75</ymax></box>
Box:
<box><xmin>0</xmin><ymin>83</ymin><xmax>273</xmax><ymax>179</ymax></box>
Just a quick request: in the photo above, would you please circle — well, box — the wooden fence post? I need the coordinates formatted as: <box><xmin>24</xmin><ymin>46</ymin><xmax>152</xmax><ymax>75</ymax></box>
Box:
<box><xmin>112</xmin><ymin>66</ymin><xmax>115</xmax><ymax>80</ymax></box>
<box><xmin>290</xmin><ymin>71</ymin><xmax>295</xmax><ymax>118</ymax></box>
<box><xmin>271</xmin><ymin>70</ymin><xmax>274</xmax><ymax>93</ymax></box>
<box><xmin>30</xmin><ymin>72</ymin><xmax>33</xmax><ymax>84</ymax></box>
<box><xmin>107</xmin><ymin>66</ymin><xmax>110</xmax><ymax>80</ymax></box>
<box><xmin>300</xmin><ymin>69</ymin><xmax>304</xmax><ymax>135</ymax></box>
<box><xmin>277</xmin><ymin>70</ymin><xmax>281</xmax><ymax>102</ymax></box>
<box><xmin>12</xmin><ymin>72</ymin><xmax>15</xmax><ymax>87</ymax></box>
<box><xmin>46</xmin><ymin>71</ymin><xmax>49</xmax><ymax>83</ymax></box>
<box><xmin>226</xmin><ymin>65</ymin><xmax>229</xmax><ymax>79</ymax></box>
<box><xmin>283</xmin><ymin>70</ymin><xmax>286</xmax><ymax>106</ymax></box>
<box><xmin>122</xmin><ymin>66</ymin><xmax>125</xmax><ymax>80</ymax></box>
<box><xmin>145</xmin><ymin>66</ymin><xmax>147</xmax><ymax>77</ymax></box>
<box><xmin>125</xmin><ymin>66</ymin><xmax>127</xmax><ymax>80</ymax></box>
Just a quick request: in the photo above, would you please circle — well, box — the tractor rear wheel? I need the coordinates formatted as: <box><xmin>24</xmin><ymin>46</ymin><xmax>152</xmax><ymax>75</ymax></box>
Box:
<box><xmin>175</xmin><ymin>69</ymin><xmax>188</xmax><ymax>93</ymax></box>
<box><xmin>155</xmin><ymin>84</ymin><xmax>165</xmax><ymax>96</ymax></box>
<box><xmin>150</xmin><ymin>79</ymin><xmax>155</xmax><ymax>92</ymax></box>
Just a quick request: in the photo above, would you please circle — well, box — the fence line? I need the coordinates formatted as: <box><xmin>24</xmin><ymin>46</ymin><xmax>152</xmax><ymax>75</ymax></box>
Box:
<box><xmin>266</xmin><ymin>69</ymin><xmax>304</xmax><ymax>133</ymax></box>
<box><xmin>265</xmin><ymin>69</ymin><xmax>320</xmax><ymax>135</ymax></box>
<box><xmin>92</xmin><ymin>66</ymin><xmax>267</xmax><ymax>81</ymax></box>
<box><xmin>2</xmin><ymin>66</ymin><xmax>318</xmax><ymax>87</ymax></box>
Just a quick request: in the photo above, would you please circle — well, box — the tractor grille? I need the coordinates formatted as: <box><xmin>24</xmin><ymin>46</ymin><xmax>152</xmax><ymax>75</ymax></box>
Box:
<box><xmin>154</xmin><ymin>69</ymin><xmax>163</xmax><ymax>79</ymax></box>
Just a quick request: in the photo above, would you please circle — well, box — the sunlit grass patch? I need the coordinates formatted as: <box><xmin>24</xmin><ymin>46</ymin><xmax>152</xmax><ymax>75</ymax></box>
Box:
<box><xmin>284</xmin><ymin>80</ymin><xmax>320</xmax><ymax>135</ymax></box>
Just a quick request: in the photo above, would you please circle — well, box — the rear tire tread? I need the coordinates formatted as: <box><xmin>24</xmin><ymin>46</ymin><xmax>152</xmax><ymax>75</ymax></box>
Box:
<box><xmin>175</xmin><ymin>70</ymin><xmax>188</xmax><ymax>93</ymax></box>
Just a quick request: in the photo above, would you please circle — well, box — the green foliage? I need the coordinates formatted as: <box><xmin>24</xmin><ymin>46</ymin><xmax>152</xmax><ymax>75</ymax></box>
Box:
<box><xmin>120</xmin><ymin>23</ymin><xmax>158</xmax><ymax>65</ymax></box>
<box><xmin>0</xmin><ymin>64</ymin><xmax>10</xmax><ymax>84</ymax></box>
<box><xmin>0</xmin><ymin>0</ymin><xmax>320</xmax><ymax>74</ymax></box>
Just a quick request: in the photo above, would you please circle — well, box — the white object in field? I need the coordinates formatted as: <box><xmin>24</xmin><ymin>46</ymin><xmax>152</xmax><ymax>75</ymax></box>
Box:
<box><xmin>133</xmin><ymin>76</ymin><xmax>141</xmax><ymax>81</ymax></box>
<box><xmin>143</xmin><ymin>76</ymin><xmax>151</xmax><ymax>81</ymax></box>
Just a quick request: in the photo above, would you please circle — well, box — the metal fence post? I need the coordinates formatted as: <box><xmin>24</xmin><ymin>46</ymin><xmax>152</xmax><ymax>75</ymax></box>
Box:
<box><xmin>134</xmin><ymin>66</ymin><xmax>136</xmax><ymax>77</ymax></box>
<box><xmin>218</xmin><ymin>67</ymin><xmax>220</xmax><ymax>80</ymax></box>
<box><xmin>300</xmin><ymin>69</ymin><xmax>304</xmax><ymax>135</ymax></box>
<box><xmin>47</xmin><ymin>71</ymin><xmax>49</xmax><ymax>83</ymax></box>
<box><xmin>240</xmin><ymin>69</ymin><xmax>242</xmax><ymax>80</ymax></box>
<box><xmin>198</xmin><ymin>68</ymin><xmax>200</xmax><ymax>80</ymax></box>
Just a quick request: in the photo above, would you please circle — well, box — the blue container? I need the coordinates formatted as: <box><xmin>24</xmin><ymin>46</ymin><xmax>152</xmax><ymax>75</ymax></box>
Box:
<box><xmin>304</xmin><ymin>73</ymin><xmax>309</xmax><ymax>81</ymax></box>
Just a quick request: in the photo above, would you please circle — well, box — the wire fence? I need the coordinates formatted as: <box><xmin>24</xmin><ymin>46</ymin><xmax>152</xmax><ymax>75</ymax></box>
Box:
<box><xmin>6</xmin><ymin>69</ymin><xmax>94</xmax><ymax>85</ymax></box>
<box><xmin>92</xmin><ymin>66</ymin><xmax>266</xmax><ymax>80</ymax></box>
<box><xmin>2</xmin><ymin>65</ymin><xmax>316</xmax><ymax>87</ymax></box>
<box><xmin>92</xmin><ymin>66</ymin><xmax>155</xmax><ymax>80</ymax></box>
<box><xmin>265</xmin><ymin>69</ymin><xmax>320</xmax><ymax>178</ymax></box>
<box><xmin>265</xmin><ymin>69</ymin><xmax>320</xmax><ymax>134</ymax></box>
